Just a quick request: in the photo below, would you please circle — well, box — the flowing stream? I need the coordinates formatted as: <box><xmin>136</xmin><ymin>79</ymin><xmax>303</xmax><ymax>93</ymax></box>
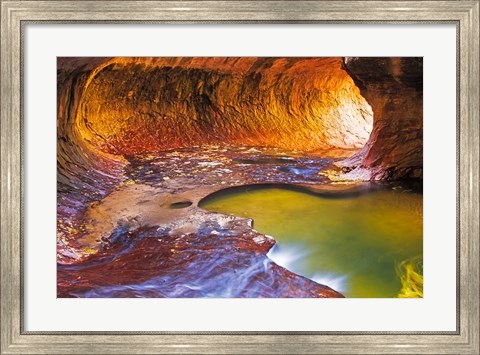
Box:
<box><xmin>58</xmin><ymin>146</ymin><xmax>422</xmax><ymax>298</ymax></box>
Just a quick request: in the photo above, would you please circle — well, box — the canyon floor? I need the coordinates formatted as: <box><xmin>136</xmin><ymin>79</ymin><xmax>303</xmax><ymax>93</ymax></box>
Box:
<box><xmin>57</xmin><ymin>146</ymin><xmax>421</xmax><ymax>298</ymax></box>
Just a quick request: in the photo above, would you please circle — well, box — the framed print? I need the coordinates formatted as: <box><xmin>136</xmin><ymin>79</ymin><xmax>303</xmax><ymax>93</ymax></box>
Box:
<box><xmin>1</xmin><ymin>1</ymin><xmax>479</xmax><ymax>354</ymax></box>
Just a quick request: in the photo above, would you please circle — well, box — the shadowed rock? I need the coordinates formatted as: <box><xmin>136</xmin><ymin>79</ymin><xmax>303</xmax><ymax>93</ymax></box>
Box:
<box><xmin>340</xmin><ymin>57</ymin><xmax>423</xmax><ymax>180</ymax></box>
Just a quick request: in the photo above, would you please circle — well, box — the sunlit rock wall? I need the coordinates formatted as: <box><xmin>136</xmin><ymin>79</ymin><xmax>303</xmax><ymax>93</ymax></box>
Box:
<box><xmin>57</xmin><ymin>58</ymin><xmax>126</xmax><ymax>263</ymax></box>
<box><xmin>57</xmin><ymin>57</ymin><xmax>375</xmax><ymax>263</ymax></box>
<box><xmin>76</xmin><ymin>57</ymin><xmax>373</xmax><ymax>154</ymax></box>
<box><xmin>340</xmin><ymin>57</ymin><xmax>423</xmax><ymax>180</ymax></box>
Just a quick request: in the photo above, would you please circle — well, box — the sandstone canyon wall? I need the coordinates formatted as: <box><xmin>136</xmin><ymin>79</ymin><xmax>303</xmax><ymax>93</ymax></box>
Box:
<box><xmin>57</xmin><ymin>56</ymin><xmax>375</xmax><ymax>262</ymax></box>
<box><xmin>56</xmin><ymin>57</ymin><xmax>423</xmax><ymax>297</ymax></box>
<box><xmin>75</xmin><ymin>57</ymin><xmax>373</xmax><ymax>155</ymax></box>
<box><xmin>339</xmin><ymin>57</ymin><xmax>423</xmax><ymax>180</ymax></box>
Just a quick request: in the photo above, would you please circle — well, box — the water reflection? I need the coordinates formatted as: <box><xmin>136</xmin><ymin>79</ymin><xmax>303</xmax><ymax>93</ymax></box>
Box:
<box><xmin>200</xmin><ymin>185</ymin><xmax>423</xmax><ymax>297</ymax></box>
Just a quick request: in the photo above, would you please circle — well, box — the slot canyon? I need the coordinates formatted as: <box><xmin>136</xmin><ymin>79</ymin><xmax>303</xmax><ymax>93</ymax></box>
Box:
<box><xmin>57</xmin><ymin>57</ymin><xmax>423</xmax><ymax>298</ymax></box>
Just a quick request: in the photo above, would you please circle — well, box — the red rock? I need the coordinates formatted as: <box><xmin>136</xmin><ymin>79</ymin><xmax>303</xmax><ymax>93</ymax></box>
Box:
<box><xmin>58</xmin><ymin>228</ymin><xmax>343</xmax><ymax>298</ymax></box>
<box><xmin>75</xmin><ymin>57</ymin><xmax>372</xmax><ymax>154</ymax></box>
<box><xmin>56</xmin><ymin>57</ymin><xmax>422</xmax><ymax>298</ymax></box>
<box><xmin>340</xmin><ymin>57</ymin><xmax>423</xmax><ymax>180</ymax></box>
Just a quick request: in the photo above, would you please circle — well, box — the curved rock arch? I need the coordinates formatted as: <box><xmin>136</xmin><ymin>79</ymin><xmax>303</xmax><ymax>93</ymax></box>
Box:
<box><xmin>72</xmin><ymin>57</ymin><xmax>373</xmax><ymax>155</ymax></box>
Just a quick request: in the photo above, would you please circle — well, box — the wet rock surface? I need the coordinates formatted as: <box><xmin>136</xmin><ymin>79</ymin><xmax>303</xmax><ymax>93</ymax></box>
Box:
<box><xmin>58</xmin><ymin>146</ymin><xmax>353</xmax><ymax>298</ymax></box>
<box><xmin>58</xmin><ymin>221</ymin><xmax>341</xmax><ymax>298</ymax></box>
<box><xmin>124</xmin><ymin>146</ymin><xmax>340</xmax><ymax>190</ymax></box>
<box><xmin>57</xmin><ymin>57</ymin><xmax>423</xmax><ymax>298</ymax></box>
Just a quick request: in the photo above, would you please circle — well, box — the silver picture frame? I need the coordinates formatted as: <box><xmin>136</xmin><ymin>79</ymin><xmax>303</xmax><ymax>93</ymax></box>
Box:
<box><xmin>1</xmin><ymin>1</ymin><xmax>478</xmax><ymax>354</ymax></box>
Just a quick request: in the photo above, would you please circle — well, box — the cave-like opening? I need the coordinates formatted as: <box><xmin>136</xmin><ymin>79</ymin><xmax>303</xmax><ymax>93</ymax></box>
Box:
<box><xmin>74</xmin><ymin>57</ymin><xmax>373</xmax><ymax>155</ymax></box>
<box><xmin>57</xmin><ymin>57</ymin><xmax>423</xmax><ymax>299</ymax></box>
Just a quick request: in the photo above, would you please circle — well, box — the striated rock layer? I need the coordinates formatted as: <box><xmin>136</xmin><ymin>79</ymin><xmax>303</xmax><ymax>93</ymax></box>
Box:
<box><xmin>76</xmin><ymin>57</ymin><xmax>373</xmax><ymax>154</ymax></box>
<box><xmin>57</xmin><ymin>57</ymin><xmax>371</xmax><ymax>297</ymax></box>
<box><xmin>57</xmin><ymin>58</ymin><xmax>127</xmax><ymax>263</ymax></box>
<box><xmin>339</xmin><ymin>57</ymin><xmax>423</xmax><ymax>180</ymax></box>
<box><xmin>56</xmin><ymin>56</ymin><xmax>422</xmax><ymax>298</ymax></box>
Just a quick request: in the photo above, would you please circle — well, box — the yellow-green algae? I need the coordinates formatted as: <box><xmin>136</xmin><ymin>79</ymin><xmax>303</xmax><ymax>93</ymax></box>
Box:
<box><xmin>396</xmin><ymin>256</ymin><xmax>423</xmax><ymax>298</ymax></box>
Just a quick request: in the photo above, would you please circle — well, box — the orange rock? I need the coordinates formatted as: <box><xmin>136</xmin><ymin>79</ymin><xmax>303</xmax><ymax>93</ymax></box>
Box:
<box><xmin>75</xmin><ymin>57</ymin><xmax>373</xmax><ymax>155</ymax></box>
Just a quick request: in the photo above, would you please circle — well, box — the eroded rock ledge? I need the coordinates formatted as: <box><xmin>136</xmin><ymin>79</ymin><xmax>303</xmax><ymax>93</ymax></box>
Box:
<box><xmin>57</xmin><ymin>146</ymin><xmax>348</xmax><ymax>298</ymax></box>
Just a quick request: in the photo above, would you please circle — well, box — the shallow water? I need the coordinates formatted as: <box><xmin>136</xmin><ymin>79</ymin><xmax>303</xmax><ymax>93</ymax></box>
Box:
<box><xmin>200</xmin><ymin>185</ymin><xmax>423</xmax><ymax>297</ymax></box>
<box><xmin>57</xmin><ymin>146</ymin><xmax>356</xmax><ymax>297</ymax></box>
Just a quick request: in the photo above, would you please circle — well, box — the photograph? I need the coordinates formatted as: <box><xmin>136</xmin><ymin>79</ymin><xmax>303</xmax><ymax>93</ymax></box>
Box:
<box><xmin>57</xmin><ymin>56</ymin><xmax>423</xmax><ymax>298</ymax></box>
<box><xmin>2</xmin><ymin>0</ymin><xmax>478</xmax><ymax>353</ymax></box>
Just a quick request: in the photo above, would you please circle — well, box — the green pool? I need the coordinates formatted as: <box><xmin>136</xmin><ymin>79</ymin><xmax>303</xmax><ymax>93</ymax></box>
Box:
<box><xmin>200</xmin><ymin>184</ymin><xmax>423</xmax><ymax>298</ymax></box>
